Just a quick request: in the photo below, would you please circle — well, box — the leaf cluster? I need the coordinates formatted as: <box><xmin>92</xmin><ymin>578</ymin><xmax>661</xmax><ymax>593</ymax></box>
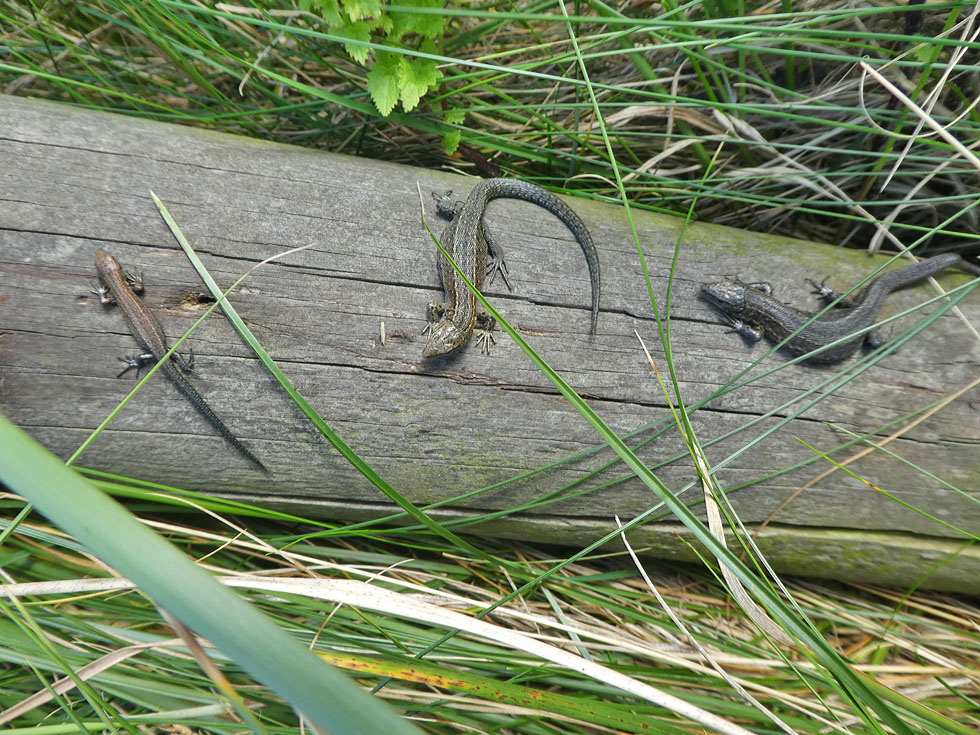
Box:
<box><xmin>302</xmin><ymin>0</ymin><xmax>445</xmax><ymax>115</ymax></box>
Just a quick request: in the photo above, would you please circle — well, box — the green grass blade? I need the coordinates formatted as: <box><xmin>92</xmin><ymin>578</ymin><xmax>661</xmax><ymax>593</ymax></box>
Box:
<box><xmin>150</xmin><ymin>192</ymin><xmax>498</xmax><ymax>563</ymax></box>
<box><xmin>0</xmin><ymin>414</ymin><xmax>422</xmax><ymax>735</ymax></box>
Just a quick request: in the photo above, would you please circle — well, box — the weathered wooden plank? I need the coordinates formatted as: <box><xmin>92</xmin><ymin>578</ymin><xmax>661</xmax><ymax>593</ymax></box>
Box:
<box><xmin>2</xmin><ymin>94</ymin><xmax>979</xmax><ymax>591</ymax></box>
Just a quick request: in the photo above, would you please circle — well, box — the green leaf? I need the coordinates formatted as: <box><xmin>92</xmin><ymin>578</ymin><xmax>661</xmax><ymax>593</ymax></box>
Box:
<box><xmin>308</xmin><ymin>0</ymin><xmax>343</xmax><ymax>26</ymax></box>
<box><xmin>442</xmin><ymin>129</ymin><xmax>461</xmax><ymax>154</ymax></box>
<box><xmin>912</xmin><ymin>42</ymin><xmax>940</xmax><ymax>65</ymax></box>
<box><xmin>371</xmin><ymin>13</ymin><xmax>393</xmax><ymax>35</ymax></box>
<box><xmin>390</xmin><ymin>0</ymin><xmax>445</xmax><ymax>41</ymax></box>
<box><xmin>444</xmin><ymin>107</ymin><xmax>465</xmax><ymax>125</ymax></box>
<box><xmin>334</xmin><ymin>20</ymin><xmax>372</xmax><ymax>64</ymax></box>
<box><xmin>343</xmin><ymin>0</ymin><xmax>382</xmax><ymax>22</ymax></box>
<box><xmin>397</xmin><ymin>55</ymin><xmax>441</xmax><ymax>112</ymax></box>
<box><xmin>368</xmin><ymin>51</ymin><xmax>401</xmax><ymax>116</ymax></box>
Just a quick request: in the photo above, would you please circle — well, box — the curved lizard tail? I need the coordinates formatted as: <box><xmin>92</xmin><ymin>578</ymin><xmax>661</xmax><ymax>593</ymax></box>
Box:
<box><xmin>479</xmin><ymin>179</ymin><xmax>600</xmax><ymax>336</ymax></box>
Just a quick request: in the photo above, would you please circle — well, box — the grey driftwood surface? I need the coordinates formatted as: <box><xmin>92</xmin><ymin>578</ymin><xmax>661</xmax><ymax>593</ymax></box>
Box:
<box><xmin>2</xmin><ymin>94</ymin><xmax>979</xmax><ymax>592</ymax></box>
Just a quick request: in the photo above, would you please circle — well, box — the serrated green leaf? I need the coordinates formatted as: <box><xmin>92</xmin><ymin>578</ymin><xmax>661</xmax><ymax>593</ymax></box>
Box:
<box><xmin>334</xmin><ymin>20</ymin><xmax>372</xmax><ymax>64</ymax></box>
<box><xmin>912</xmin><ymin>43</ymin><xmax>939</xmax><ymax>64</ymax></box>
<box><xmin>309</xmin><ymin>0</ymin><xmax>343</xmax><ymax>26</ymax></box>
<box><xmin>368</xmin><ymin>51</ymin><xmax>401</xmax><ymax>116</ymax></box>
<box><xmin>442</xmin><ymin>129</ymin><xmax>461</xmax><ymax>154</ymax></box>
<box><xmin>414</xmin><ymin>1</ymin><xmax>445</xmax><ymax>38</ymax></box>
<box><xmin>397</xmin><ymin>55</ymin><xmax>441</xmax><ymax>112</ymax></box>
<box><xmin>371</xmin><ymin>13</ymin><xmax>393</xmax><ymax>35</ymax></box>
<box><xmin>343</xmin><ymin>0</ymin><xmax>381</xmax><ymax>22</ymax></box>
<box><xmin>444</xmin><ymin>107</ymin><xmax>465</xmax><ymax>125</ymax></box>
<box><xmin>390</xmin><ymin>0</ymin><xmax>445</xmax><ymax>41</ymax></box>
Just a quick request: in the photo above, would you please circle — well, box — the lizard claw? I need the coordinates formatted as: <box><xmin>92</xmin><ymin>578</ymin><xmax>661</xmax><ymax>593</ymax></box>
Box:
<box><xmin>92</xmin><ymin>280</ymin><xmax>114</xmax><ymax>304</ymax></box>
<box><xmin>807</xmin><ymin>277</ymin><xmax>835</xmax><ymax>299</ymax></box>
<box><xmin>476</xmin><ymin>329</ymin><xmax>495</xmax><ymax>355</ymax></box>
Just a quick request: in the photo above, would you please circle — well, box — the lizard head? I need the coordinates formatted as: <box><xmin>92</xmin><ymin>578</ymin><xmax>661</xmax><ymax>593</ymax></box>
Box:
<box><xmin>699</xmin><ymin>280</ymin><xmax>747</xmax><ymax>315</ymax></box>
<box><xmin>422</xmin><ymin>321</ymin><xmax>466</xmax><ymax>359</ymax></box>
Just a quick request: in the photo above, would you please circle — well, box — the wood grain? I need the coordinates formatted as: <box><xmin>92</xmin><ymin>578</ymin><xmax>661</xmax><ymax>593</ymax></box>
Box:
<box><xmin>2</xmin><ymin>94</ymin><xmax>979</xmax><ymax>591</ymax></box>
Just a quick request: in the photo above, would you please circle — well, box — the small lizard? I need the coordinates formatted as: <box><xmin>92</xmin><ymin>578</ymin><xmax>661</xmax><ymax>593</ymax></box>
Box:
<box><xmin>94</xmin><ymin>249</ymin><xmax>269</xmax><ymax>473</ymax></box>
<box><xmin>423</xmin><ymin>178</ymin><xmax>600</xmax><ymax>358</ymax></box>
<box><xmin>700</xmin><ymin>253</ymin><xmax>980</xmax><ymax>363</ymax></box>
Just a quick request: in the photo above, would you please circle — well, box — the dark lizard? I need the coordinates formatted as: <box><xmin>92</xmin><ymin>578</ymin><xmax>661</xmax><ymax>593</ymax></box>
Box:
<box><xmin>699</xmin><ymin>253</ymin><xmax>980</xmax><ymax>363</ymax></box>
<box><xmin>423</xmin><ymin>178</ymin><xmax>600</xmax><ymax>358</ymax></box>
<box><xmin>94</xmin><ymin>249</ymin><xmax>269</xmax><ymax>473</ymax></box>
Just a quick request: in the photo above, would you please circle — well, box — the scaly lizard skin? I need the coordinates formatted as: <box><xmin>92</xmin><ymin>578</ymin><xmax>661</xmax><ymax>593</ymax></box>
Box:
<box><xmin>700</xmin><ymin>253</ymin><xmax>980</xmax><ymax>362</ymax></box>
<box><xmin>95</xmin><ymin>249</ymin><xmax>268</xmax><ymax>473</ymax></box>
<box><xmin>423</xmin><ymin>179</ymin><xmax>600</xmax><ymax>358</ymax></box>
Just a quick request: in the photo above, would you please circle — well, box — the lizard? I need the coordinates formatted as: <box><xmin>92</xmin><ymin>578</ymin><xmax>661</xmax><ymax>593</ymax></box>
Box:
<box><xmin>94</xmin><ymin>249</ymin><xmax>269</xmax><ymax>473</ymax></box>
<box><xmin>699</xmin><ymin>253</ymin><xmax>980</xmax><ymax>363</ymax></box>
<box><xmin>423</xmin><ymin>178</ymin><xmax>600</xmax><ymax>358</ymax></box>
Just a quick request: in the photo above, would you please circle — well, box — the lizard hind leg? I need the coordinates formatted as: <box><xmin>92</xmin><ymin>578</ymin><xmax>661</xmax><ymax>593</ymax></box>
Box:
<box><xmin>807</xmin><ymin>277</ymin><xmax>860</xmax><ymax>308</ymax></box>
<box><xmin>479</xmin><ymin>223</ymin><xmax>513</xmax><ymax>292</ymax></box>
<box><xmin>175</xmin><ymin>349</ymin><xmax>195</xmax><ymax>373</ymax></box>
<box><xmin>865</xmin><ymin>328</ymin><xmax>887</xmax><ymax>350</ymax></box>
<box><xmin>474</xmin><ymin>312</ymin><xmax>497</xmax><ymax>355</ymax></box>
